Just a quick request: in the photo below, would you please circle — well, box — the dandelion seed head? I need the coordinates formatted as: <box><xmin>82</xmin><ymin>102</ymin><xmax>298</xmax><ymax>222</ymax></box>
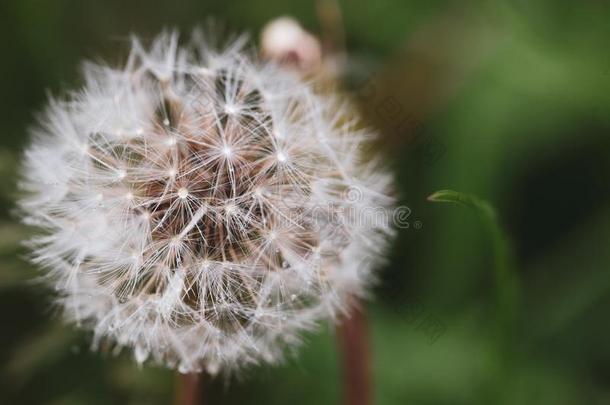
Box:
<box><xmin>19</xmin><ymin>29</ymin><xmax>394</xmax><ymax>375</ymax></box>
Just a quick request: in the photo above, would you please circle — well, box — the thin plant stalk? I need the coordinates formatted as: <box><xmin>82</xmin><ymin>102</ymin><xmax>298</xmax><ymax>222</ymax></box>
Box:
<box><xmin>337</xmin><ymin>304</ymin><xmax>372</xmax><ymax>405</ymax></box>
<box><xmin>174</xmin><ymin>372</ymin><xmax>204</xmax><ymax>405</ymax></box>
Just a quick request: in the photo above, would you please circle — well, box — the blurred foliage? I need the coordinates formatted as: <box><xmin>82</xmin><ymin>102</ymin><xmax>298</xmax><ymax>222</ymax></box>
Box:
<box><xmin>1</xmin><ymin>0</ymin><xmax>610</xmax><ymax>404</ymax></box>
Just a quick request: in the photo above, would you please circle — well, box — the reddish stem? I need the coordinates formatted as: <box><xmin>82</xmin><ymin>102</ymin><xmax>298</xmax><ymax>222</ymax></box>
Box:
<box><xmin>336</xmin><ymin>304</ymin><xmax>373</xmax><ymax>405</ymax></box>
<box><xmin>174</xmin><ymin>372</ymin><xmax>204</xmax><ymax>405</ymax></box>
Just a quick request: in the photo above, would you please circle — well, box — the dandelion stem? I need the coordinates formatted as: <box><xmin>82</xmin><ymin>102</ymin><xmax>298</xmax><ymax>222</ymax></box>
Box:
<box><xmin>174</xmin><ymin>372</ymin><xmax>204</xmax><ymax>405</ymax></box>
<box><xmin>316</xmin><ymin>0</ymin><xmax>346</xmax><ymax>55</ymax></box>
<box><xmin>337</xmin><ymin>304</ymin><xmax>372</xmax><ymax>405</ymax></box>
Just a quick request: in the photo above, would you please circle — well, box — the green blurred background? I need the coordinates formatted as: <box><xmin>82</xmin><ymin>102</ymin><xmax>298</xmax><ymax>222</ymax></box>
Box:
<box><xmin>1</xmin><ymin>0</ymin><xmax>609</xmax><ymax>404</ymax></box>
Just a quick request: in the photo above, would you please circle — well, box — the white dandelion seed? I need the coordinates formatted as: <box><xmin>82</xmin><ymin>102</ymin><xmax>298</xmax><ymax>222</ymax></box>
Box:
<box><xmin>19</xmin><ymin>29</ymin><xmax>395</xmax><ymax>375</ymax></box>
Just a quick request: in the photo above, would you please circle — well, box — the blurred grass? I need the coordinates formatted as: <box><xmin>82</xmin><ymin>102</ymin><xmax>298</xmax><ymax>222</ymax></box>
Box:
<box><xmin>1</xmin><ymin>0</ymin><xmax>610</xmax><ymax>404</ymax></box>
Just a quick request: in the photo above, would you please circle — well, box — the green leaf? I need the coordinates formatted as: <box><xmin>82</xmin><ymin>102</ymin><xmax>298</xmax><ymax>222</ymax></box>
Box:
<box><xmin>428</xmin><ymin>190</ymin><xmax>520</xmax><ymax>371</ymax></box>
<box><xmin>427</xmin><ymin>190</ymin><xmax>495</xmax><ymax>218</ymax></box>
